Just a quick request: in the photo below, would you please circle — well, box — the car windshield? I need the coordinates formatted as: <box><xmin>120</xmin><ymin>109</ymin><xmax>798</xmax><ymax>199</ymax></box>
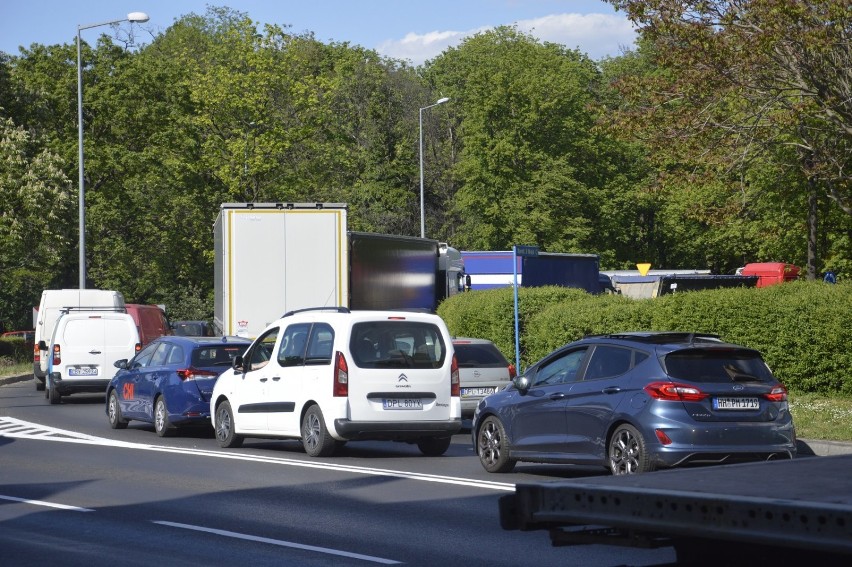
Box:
<box><xmin>192</xmin><ymin>345</ymin><xmax>248</xmax><ymax>367</ymax></box>
<box><xmin>663</xmin><ymin>348</ymin><xmax>776</xmax><ymax>384</ymax></box>
<box><xmin>454</xmin><ymin>343</ymin><xmax>508</xmax><ymax>368</ymax></box>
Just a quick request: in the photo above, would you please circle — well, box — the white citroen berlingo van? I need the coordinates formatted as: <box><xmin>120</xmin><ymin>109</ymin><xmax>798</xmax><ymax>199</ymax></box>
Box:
<box><xmin>42</xmin><ymin>309</ymin><xmax>140</xmax><ymax>404</ymax></box>
<box><xmin>210</xmin><ymin>307</ymin><xmax>461</xmax><ymax>456</ymax></box>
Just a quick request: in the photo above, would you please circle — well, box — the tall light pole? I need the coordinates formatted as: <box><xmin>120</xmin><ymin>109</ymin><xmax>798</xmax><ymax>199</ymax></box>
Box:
<box><xmin>419</xmin><ymin>97</ymin><xmax>449</xmax><ymax>239</ymax></box>
<box><xmin>77</xmin><ymin>11</ymin><xmax>149</xmax><ymax>289</ymax></box>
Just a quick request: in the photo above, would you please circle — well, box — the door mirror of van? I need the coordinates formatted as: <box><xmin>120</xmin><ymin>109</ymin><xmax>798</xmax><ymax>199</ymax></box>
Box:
<box><xmin>38</xmin><ymin>340</ymin><xmax>48</xmax><ymax>351</ymax></box>
<box><xmin>232</xmin><ymin>355</ymin><xmax>245</xmax><ymax>374</ymax></box>
<box><xmin>114</xmin><ymin>359</ymin><xmax>129</xmax><ymax>369</ymax></box>
<box><xmin>513</xmin><ymin>375</ymin><xmax>531</xmax><ymax>394</ymax></box>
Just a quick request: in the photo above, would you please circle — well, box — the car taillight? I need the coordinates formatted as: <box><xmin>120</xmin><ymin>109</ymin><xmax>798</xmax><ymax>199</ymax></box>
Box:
<box><xmin>33</xmin><ymin>343</ymin><xmax>40</xmax><ymax>363</ymax></box>
<box><xmin>451</xmin><ymin>354</ymin><xmax>460</xmax><ymax>396</ymax></box>
<box><xmin>135</xmin><ymin>342</ymin><xmax>142</xmax><ymax>353</ymax></box>
<box><xmin>334</xmin><ymin>351</ymin><xmax>348</xmax><ymax>397</ymax></box>
<box><xmin>655</xmin><ymin>429</ymin><xmax>673</xmax><ymax>445</ymax></box>
<box><xmin>52</xmin><ymin>344</ymin><xmax>61</xmax><ymax>365</ymax></box>
<box><xmin>176</xmin><ymin>368</ymin><xmax>218</xmax><ymax>381</ymax></box>
<box><xmin>644</xmin><ymin>381</ymin><xmax>708</xmax><ymax>401</ymax></box>
<box><xmin>508</xmin><ymin>363</ymin><xmax>517</xmax><ymax>379</ymax></box>
<box><xmin>765</xmin><ymin>385</ymin><xmax>788</xmax><ymax>402</ymax></box>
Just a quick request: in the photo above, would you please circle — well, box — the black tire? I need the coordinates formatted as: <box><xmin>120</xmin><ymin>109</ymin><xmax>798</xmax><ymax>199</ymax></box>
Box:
<box><xmin>48</xmin><ymin>379</ymin><xmax>61</xmax><ymax>405</ymax></box>
<box><xmin>608</xmin><ymin>423</ymin><xmax>654</xmax><ymax>475</ymax></box>
<box><xmin>417</xmin><ymin>436</ymin><xmax>452</xmax><ymax>457</ymax></box>
<box><xmin>35</xmin><ymin>377</ymin><xmax>45</xmax><ymax>392</ymax></box>
<box><xmin>107</xmin><ymin>390</ymin><xmax>128</xmax><ymax>429</ymax></box>
<box><xmin>214</xmin><ymin>400</ymin><xmax>243</xmax><ymax>448</ymax></box>
<box><xmin>154</xmin><ymin>396</ymin><xmax>175</xmax><ymax>437</ymax></box>
<box><xmin>477</xmin><ymin>416</ymin><xmax>516</xmax><ymax>473</ymax></box>
<box><xmin>302</xmin><ymin>405</ymin><xmax>336</xmax><ymax>457</ymax></box>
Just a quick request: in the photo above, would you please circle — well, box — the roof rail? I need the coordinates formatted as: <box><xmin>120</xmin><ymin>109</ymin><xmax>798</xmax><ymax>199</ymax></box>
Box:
<box><xmin>59</xmin><ymin>305</ymin><xmax>126</xmax><ymax>314</ymax></box>
<box><xmin>281</xmin><ymin>306</ymin><xmax>350</xmax><ymax>318</ymax></box>
<box><xmin>586</xmin><ymin>331</ymin><xmax>722</xmax><ymax>344</ymax></box>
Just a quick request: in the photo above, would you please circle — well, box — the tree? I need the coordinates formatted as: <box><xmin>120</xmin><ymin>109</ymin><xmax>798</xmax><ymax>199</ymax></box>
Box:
<box><xmin>608</xmin><ymin>0</ymin><xmax>852</xmax><ymax>276</ymax></box>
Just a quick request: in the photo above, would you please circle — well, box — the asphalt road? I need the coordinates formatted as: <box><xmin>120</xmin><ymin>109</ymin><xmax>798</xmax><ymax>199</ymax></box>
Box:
<box><xmin>1</xmin><ymin>376</ymin><xmax>677</xmax><ymax>566</ymax></box>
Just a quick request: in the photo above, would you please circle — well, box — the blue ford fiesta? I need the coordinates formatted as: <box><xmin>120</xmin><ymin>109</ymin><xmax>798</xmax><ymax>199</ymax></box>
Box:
<box><xmin>471</xmin><ymin>332</ymin><xmax>797</xmax><ymax>475</ymax></box>
<box><xmin>106</xmin><ymin>335</ymin><xmax>251</xmax><ymax>436</ymax></box>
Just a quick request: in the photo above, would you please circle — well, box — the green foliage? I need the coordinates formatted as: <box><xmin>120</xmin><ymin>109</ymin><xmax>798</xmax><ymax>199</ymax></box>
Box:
<box><xmin>439</xmin><ymin>281</ymin><xmax>852</xmax><ymax>395</ymax></box>
<box><xmin>0</xmin><ymin>337</ymin><xmax>31</xmax><ymax>363</ymax></box>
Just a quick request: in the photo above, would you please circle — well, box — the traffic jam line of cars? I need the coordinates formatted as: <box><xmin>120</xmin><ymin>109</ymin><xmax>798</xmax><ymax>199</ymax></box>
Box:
<box><xmin>28</xmin><ymin>301</ymin><xmax>797</xmax><ymax>476</ymax></box>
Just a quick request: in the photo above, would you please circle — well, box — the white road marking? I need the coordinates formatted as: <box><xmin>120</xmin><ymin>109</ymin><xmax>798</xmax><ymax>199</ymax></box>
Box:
<box><xmin>153</xmin><ymin>521</ymin><xmax>401</xmax><ymax>564</ymax></box>
<box><xmin>0</xmin><ymin>494</ymin><xmax>94</xmax><ymax>512</ymax></box>
<box><xmin>0</xmin><ymin>417</ymin><xmax>515</xmax><ymax>491</ymax></box>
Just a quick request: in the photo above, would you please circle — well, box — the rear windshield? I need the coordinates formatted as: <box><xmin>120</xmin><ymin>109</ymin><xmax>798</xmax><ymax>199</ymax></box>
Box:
<box><xmin>663</xmin><ymin>349</ymin><xmax>775</xmax><ymax>384</ymax></box>
<box><xmin>454</xmin><ymin>343</ymin><xmax>508</xmax><ymax>368</ymax></box>
<box><xmin>351</xmin><ymin>321</ymin><xmax>446</xmax><ymax>369</ymax></box>
<box><xmin>191</xmin><ymin>344</ymin><xmax>248</xmax><ymax>367</ymax></box>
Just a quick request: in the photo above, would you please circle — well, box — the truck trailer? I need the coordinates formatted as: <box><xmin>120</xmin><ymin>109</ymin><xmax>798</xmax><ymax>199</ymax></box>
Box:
<box><xmin>460</xmin><ymin>250</ymin><xmax>607</xmax><ymax>294</ymax></box>
<box><xmin>214</xmin><ymin>203</ymin><xmax>463</xmax><ymax>337</ymax></box>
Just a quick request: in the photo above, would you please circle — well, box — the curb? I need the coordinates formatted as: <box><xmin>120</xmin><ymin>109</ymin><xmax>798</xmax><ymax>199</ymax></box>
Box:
<box><xmin>0</xmin><ymin>373</ymin><xmax>30</xmax><ymax>387</ymax></box>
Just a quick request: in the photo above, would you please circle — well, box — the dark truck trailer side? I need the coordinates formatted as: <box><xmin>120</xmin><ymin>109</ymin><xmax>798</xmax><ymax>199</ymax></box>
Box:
<box><xmin>500</xmin><ymin>455</ymin><xmax>852</xmax><ymax>565</ymax></box>
<box><xmin>348</xmin><ymin>232</ymin><xmax>439</xmax><ymax>312</ymax></box>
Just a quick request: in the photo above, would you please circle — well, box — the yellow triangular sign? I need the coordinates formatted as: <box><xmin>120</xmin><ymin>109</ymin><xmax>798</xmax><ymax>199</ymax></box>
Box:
<box><xmin>637</xmin><ymin>263</ymin><xmax>652</xmax><ymax>276</ymax></box>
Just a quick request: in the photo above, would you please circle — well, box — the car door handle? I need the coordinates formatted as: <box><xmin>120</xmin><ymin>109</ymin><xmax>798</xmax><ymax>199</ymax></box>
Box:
<box><xmin>602</xmin><ymin>387</ymin><xmax>621</xmax><ymax>394</ymax></box>
<box><xmin>259</xmin><ymin>377</ymin><xmax>268</xmax><ymax>382</ymax></box>
<box><xmin>89</xmin><ymin>350</ymin><xmax>101</xmax><ymax>355</ymax></box>
<box><xmin>272</xmin><ymin>376</ymin><xmax>281</xmax><ymax>381</ymax></box>
<box><xmin>549</xmin><ymin>392</ymin><xmax>565</xmax><ymax>400</ymax></box>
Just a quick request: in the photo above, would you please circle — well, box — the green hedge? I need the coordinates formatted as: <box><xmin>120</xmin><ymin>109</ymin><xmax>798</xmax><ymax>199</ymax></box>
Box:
<box><xmin>0</xmin><ymin>337</ymin><xmax>32</xmax><ymax>364</ymax></box>
<box><xmin>437</xmin><ymin>281</ymin><xmax>852</xmax><ymax>396</ymax></box>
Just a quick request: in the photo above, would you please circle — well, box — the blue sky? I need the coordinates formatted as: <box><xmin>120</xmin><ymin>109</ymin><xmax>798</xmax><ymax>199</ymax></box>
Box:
<box><xmin>0</xmin><ymin>0</ymin><xmax>637</xmax><ymax>64</ymax></box>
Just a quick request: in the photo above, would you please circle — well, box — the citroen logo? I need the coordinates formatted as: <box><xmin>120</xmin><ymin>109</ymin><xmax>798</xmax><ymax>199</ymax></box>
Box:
<box><xmin>398</xmin><ymin>374</ymin><xmax>409</xmax><ymax>382</ymax></box>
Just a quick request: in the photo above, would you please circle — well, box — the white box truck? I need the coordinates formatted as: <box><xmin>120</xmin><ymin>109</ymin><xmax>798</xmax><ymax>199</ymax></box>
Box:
<box><xmin>33</xmin><ymin>289</ymin><xmax>125</xmax><ymax>391</ymax></box>
<box><xmin>213</xmin><ymin>203</ymin><xmax>466</xmax><ymax>339</ymax></box>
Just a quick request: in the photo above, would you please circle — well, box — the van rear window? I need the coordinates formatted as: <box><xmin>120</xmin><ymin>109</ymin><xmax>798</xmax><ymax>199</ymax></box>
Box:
<box><xmin>351</xmin><ymin>322</ymin><xmax>446</xmax><ymax>369</ymax></box>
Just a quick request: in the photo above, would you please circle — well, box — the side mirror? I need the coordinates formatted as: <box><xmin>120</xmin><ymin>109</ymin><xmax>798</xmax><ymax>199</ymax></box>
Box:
<box><xmin>38</xmin><ymin>340</ymin><xmax>48</xmax><ymax>351</ymax></box>
<box><xmin>232</xmin><ymin>355</ymin><xmax>245</xmax><ymax>374</ymax></box>
<box><xmin>513</xmin><ymin>375</ymin><xmax>531</xmax><ymax>394</ymax></box>
<box><xmin>114</xmin><ymin>359</ymin><xmax>129</xmax><ymax>369</ymax></box>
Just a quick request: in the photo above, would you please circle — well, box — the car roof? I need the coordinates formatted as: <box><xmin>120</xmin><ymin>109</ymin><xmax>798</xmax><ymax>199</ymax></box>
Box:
<box><xmin>152</xmin><ymin>335</ymin><xmax>251</xmax><ymax>347</ymax></box>
<box><xmin>277</xmin><ymin>307</ymin><xmax>444</xmax><ymax>325</ymax></box>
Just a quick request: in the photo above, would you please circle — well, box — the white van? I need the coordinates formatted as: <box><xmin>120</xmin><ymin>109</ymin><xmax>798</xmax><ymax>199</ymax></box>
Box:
<box><xmin>33</xmin><ymin>289</ymin><xmax>125</xmax><ymax>390</ymax></box>
<box><xmin>42</xmin><ymin>310</ymin><xmax>140</xmax><ymax>404</ymax></box>
<box><xmin>211</xmin><ymin>307</ymin><xmax>462</xmax><ymax>456</ymax></box>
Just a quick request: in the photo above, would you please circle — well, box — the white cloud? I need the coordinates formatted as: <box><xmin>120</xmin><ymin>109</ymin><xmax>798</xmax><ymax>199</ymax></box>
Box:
<box><xmin>377</xmin><ymin>13</ymin><xmax>637</xmax><ymax>65</ymax></box>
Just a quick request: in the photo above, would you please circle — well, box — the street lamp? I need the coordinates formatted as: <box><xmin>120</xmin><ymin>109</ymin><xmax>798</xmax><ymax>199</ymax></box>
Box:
<box><xmin>419</xmin><ymin>97</ymin><xmax>449</xmax><ymax>239</ymax></box>
<box><xmin>77</xmin><ymin>11</ymin><xmax>149</xmax><ymax>289</ymax></box>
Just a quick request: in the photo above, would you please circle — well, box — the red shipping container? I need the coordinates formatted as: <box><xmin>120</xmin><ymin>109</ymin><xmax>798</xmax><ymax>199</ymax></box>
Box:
<box><xmin>741</xmin><ymin>263</ymin><xmax>800</xmax><ymax>288</ymax></box>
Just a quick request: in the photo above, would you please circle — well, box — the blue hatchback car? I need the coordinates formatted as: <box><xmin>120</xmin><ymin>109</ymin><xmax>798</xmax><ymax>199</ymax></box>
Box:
<box><xmin>472</xmin><ymin>332</ymin><xmax>797</xmax><ymax>475</ymax></box>
<box><xmin>106</xmin><ymin>335</ymin><xmax>251</xmax><ymax>436</ymax></box>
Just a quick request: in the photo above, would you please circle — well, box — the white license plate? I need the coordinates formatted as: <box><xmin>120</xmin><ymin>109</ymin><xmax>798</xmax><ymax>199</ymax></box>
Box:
<box><xmin>382</xmin><ymin>398</ymin><xmax>423</xmax><ymax>410</ymax></box>
<box><xmin>461</xmin><ymin>387</ymin><xmax>497</xmax><ymax>397</ymax></box>
<box><xmin>68</xmin><ymin>367</ymin><xmax>98</xmax><ymax>377</ymax></box>
<box><xmin>713</xmin><ymin>397</ymin><xmax>759</xmax><ymax>410</ymax></box>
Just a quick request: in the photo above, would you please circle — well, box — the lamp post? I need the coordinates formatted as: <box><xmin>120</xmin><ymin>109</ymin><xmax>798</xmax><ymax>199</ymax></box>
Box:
<box><xmin>77</xmin><ymin>11</ymin><xmax>149</xmax><ymax>289</ymax></box>
<box><xmin>419</xmin><ymin>97</ymin><xmax>449</xmax><ymax>239</ymax></box>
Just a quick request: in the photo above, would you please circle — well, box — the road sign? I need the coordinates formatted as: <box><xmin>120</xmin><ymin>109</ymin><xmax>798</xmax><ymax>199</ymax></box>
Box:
<box><xmin>514</xmin><ymin>245</ymin><xmax>539</xmax><ymax>257</ymax></box>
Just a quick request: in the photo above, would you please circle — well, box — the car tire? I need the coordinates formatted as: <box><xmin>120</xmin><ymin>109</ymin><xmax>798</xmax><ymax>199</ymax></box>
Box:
<box><xmin>417</xmin><ymin>436</ymin><xmax>452</xmax><ymax>457</ymax></box>
<box><xmin>215</xmin><ymin>401</ymin><xmax>243</xmax><ymax>448</ymax></box>
<box><xmin>154</xmin><ymin>396</ymin><xmax>175</xmax><ymax>437</ymax></box>
<box><xmin>608</xmin><ymin>424</ymin><xmax>654</xmax><ymax>475</ymax></box>
<box><xmin>302</xmin><ymin>405</ymin><xmax>336</xmax><ymax>457</ymax></box>
<box><xmin>48</xmin><ymin>379</ymin><xmax>61</xmax><ymax>405</ymax></box>
<box><xmin>107</xmin><ymin>390</ymin><xmax>129</xmax><ymax>429</ymax></box>
<box><xmin>477</xmin><ymin>416</ymin><xmax>516</xmax><ymax>473</ymax></box>
<box><xmin>35</xmin><ymin>378</ymin><xmax>45</xmax><ymax>392</ymax></box>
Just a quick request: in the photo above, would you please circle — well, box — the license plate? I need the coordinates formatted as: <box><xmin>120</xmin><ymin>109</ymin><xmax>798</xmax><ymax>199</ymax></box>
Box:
<box><xmin>461</xmin><ymin>387</ymin><xmax>498</xmax><ymax>397</ymax></box>
<box><xmin>713</xmin><ymin>397</ymin><xmax>759</xmax><ymax>410</ymax></box>
<box><xmin>68</xmin><ymin>367</ymin><xmax>98</xmax><ymax>377</ymax></box>
<box><xmin>382</xmin><ymin>398</ymin><xmax>422</xmax><ymax>410</ymax></box>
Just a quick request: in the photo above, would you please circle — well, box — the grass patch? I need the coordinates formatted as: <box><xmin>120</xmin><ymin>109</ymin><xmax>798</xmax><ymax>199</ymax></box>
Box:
<box><xmin>0</xmin><ymin>361</ymin><xmax>30</xmax><ymax>378</ymax></box>
<box><xmin>789</xmin><ymin>393</ymin><xmax>852</xmax><ymax>441</ymax></box>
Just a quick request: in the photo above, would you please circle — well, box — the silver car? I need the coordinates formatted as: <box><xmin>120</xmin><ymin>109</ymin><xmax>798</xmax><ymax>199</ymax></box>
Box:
<box><xmin>453</xmin><ymin>338</ymin><xmax>516</xmax><ymax>418</ymax></box>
